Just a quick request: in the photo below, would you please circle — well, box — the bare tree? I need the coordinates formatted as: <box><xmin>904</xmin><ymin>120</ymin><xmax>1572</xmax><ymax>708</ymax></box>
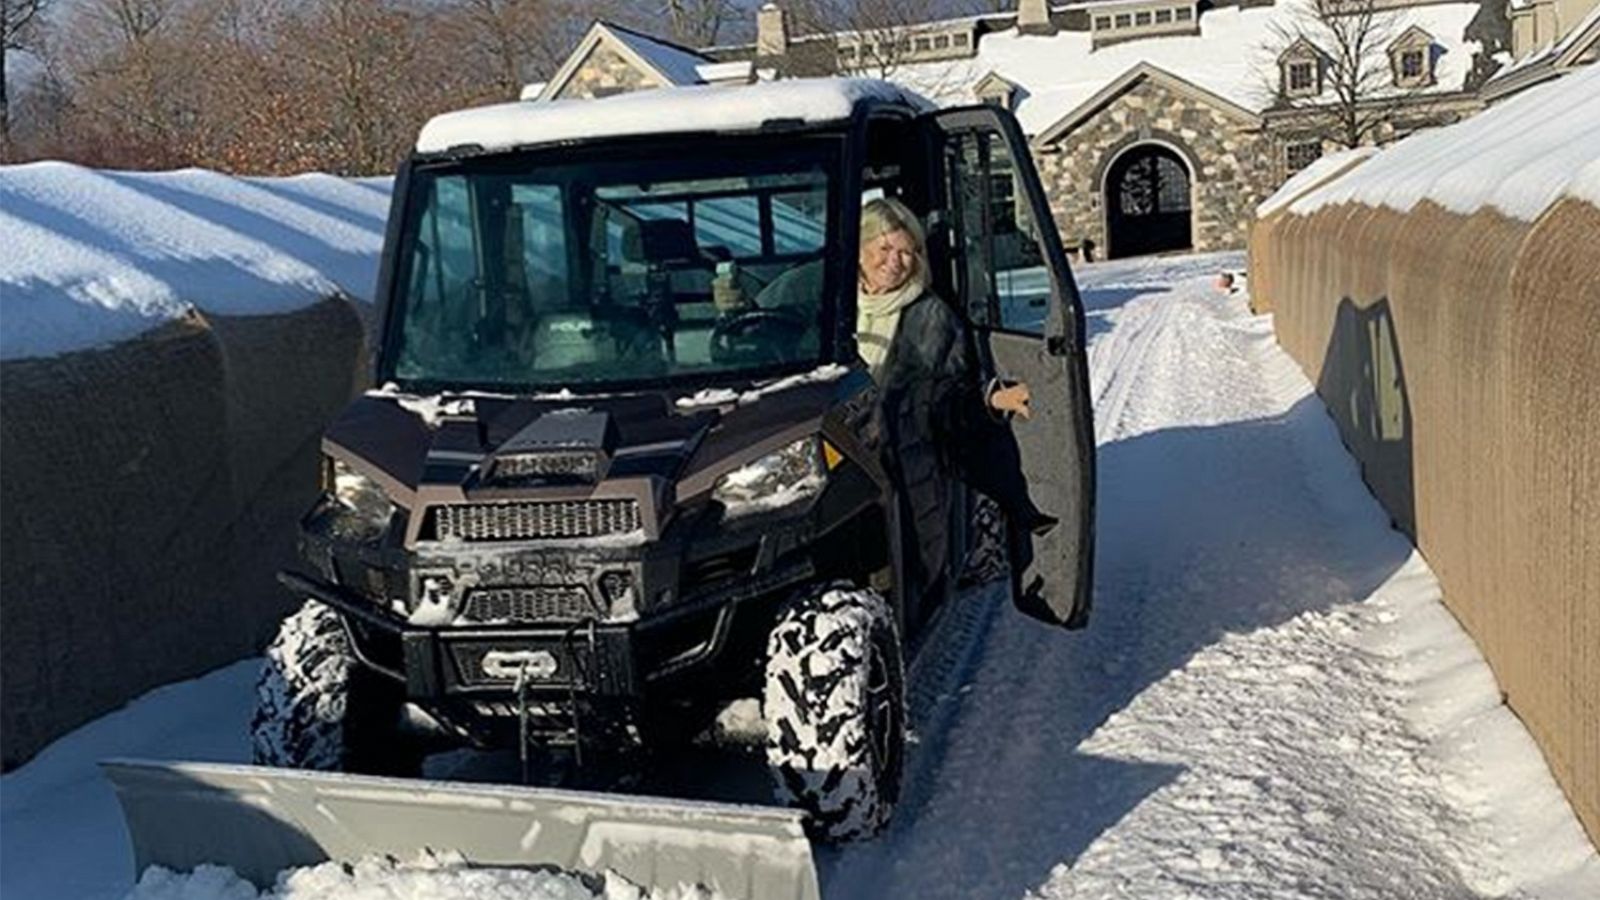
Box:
<box><xmin>1262</xmin><ymin>0</ymin><xmax>1436</xmax><ymax>149</ymax></box>
<box><xmin>429</xmin><ymin>0</ymin><xmax>580</xmax><ymax>98</ymax></box>
<box><xmin>2</xmin><ymin>0</ymin><xmax>51</xmax><ymax>151</ymax></box>
<box><xmin>662</xmin><ymin>0</ymin><xmax>740</xmax><ymax>47</ymax></box>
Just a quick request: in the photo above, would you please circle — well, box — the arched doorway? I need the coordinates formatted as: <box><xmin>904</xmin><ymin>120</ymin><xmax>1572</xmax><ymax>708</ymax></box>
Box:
<box><xmin>1104</xmin><ymin>144</ymin><xmax>1193</xmax><ymax>259</ymax></box>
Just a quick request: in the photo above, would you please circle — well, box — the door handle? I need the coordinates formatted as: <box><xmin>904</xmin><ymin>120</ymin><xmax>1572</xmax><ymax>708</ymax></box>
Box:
<box><xmin>1046</xmin><ymin>335</ymin><xmax>1070</xmax><ymax>357</ymax></box>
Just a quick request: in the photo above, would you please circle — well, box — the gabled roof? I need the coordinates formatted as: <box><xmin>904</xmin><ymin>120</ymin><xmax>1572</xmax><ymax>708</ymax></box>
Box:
<box><xmin>1032</xmin><ymin>62</ymin><xmax>1262</xmax><ymax>146</ymax></box>
<box><xmin>538</xmin><ymin>21</ymin><xmax>715</xmax><ymax>102</ymax></box>
<box><xmin>973</xmin><ymin>70</ymin><xmax>1021</xmax><ymax>97</ymax></box>
<box><xmin>1277</xmin><ymin>36</ymin><xmax>1328</xmax><ymax>64</ymax></box>
<box><xmin>1387</xmin><ymin>24</ymin><xmax>1436</xmax><ymax>52</ymax></box>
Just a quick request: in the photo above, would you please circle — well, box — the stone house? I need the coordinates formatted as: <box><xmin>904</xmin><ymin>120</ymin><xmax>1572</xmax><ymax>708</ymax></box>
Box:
<box><xmin>528</xmin><ymin>1</ymin><xmax>1591</xmax><ymax>259</ymax></box>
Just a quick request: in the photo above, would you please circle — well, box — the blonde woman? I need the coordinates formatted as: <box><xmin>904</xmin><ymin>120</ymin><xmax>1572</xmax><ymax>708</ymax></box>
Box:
<box><xmin>856</xmin><ymin>197</ymin><xmax>1041</xmax><ymax>607</ymax></box>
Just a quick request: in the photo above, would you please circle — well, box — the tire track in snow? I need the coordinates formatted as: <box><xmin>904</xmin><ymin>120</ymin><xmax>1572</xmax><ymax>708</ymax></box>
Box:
<box><xmin>1085</xmin><ymin>289</ymin><xmax>1179</xmax><ymax>443</ymax></box>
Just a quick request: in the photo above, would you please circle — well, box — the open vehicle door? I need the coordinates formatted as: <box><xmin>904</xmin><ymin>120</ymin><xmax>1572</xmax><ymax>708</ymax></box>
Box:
<box><xmin>923</xmin><ymin>106</ymin><xmax>1096</xmax><ymax>628</ymax></box>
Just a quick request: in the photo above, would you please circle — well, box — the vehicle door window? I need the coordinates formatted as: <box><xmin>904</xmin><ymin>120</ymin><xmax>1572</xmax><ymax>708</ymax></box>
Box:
<box><xmin>946</xmin><ymin>131</ymin><xmax>1050</xmax><ymax>335</ymax></box>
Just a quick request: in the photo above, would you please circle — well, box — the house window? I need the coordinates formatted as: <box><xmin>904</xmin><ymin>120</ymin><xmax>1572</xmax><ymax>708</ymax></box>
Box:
<box><xmin>1287</xmin><ymin>61</ymin><xmax>1316</xmax><ymax>94</ymax></box>
<box><xmin>840</xmin><ymin>45</ymin><xmax>856</xmax><ymax>61</ymax></box>
<box><xmin>1399</xmin><ymin>49</ymin><xmax>1425</xmax><ymax>81</ymax></box>
<box><xmin>914</xmin><ymin>37</ymin><xmax>930</xmax><ymax>51</ymax></box>
<box><xmin>1095</xmin><ymin>15</ymin><xmax>1112</xmax><ymax>29</ymax></box>
<box><xmin>1155</xmin><ymin>9</ymin><xmax>1173</xmax><ymax>23</ymax></box>
<box><xmin>1286</xmin><ymin>141</ymin><xmax>1322</xmax><ymax>173</ymax></box>
<box><xmin>1135</xmin><ymin>11</ymin><xmax>1152</xmax><ymax>25</ymax></box>
<box><xmin>934</xmin><ymin>34</ymin><xmax>951</xmax><ymax>49</ymax></box>
<box><xmin>1175</xmin><ymin>6</ymin><xmax>1192</xmax><ymax>21</ymax></box>
<box><xmin>1115</xmin><ymin>13</ymin><xmax>1132</xmax><ymax>27</ymax></box>
<box><xmin>953</xmin><ymin>33</ymin><xmax>970</xmax><ymax>47</ymax></box>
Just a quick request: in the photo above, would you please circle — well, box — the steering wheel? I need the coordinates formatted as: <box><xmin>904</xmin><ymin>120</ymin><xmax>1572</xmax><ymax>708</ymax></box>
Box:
<box><xmin>709</xmin><ymin>309</ymin><xmax>811</xmax><ymax>365</ymax></box>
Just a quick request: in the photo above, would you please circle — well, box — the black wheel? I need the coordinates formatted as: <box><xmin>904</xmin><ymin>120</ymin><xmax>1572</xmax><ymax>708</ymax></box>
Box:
<box><xmin>959</xmin><ymin>493</ymin><xmax>1008</xmax><ymax>587</ymax></box>
<box><xmin>764</xmin><ymin>584</ymin><xmax>905</xmax><ymax>841</ymax></box>
<box><xmin>250</xmin><ymin>600</ymin><xmax>421</xmax><ymax>776</ymax></box>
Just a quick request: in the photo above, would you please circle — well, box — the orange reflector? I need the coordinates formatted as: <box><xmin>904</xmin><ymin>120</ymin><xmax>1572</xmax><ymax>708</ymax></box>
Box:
<box><xmin>822</xmin><ymin>440</ymin><xmax>844</xmax><ymax>471</ymax></box>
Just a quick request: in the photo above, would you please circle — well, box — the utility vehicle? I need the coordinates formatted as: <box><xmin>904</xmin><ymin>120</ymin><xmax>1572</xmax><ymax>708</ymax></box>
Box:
<box><xmin>105</xmin><ymin>79</ymin><xmax>1095</xmax><ymax>896</ymax></box>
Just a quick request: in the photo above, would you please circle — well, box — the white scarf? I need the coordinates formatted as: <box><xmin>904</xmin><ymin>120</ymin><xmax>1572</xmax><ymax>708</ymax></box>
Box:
<box><xmin>856</xmin><ymin>271</ymin><xmax>928</xmax><ymax>376</ymax></box>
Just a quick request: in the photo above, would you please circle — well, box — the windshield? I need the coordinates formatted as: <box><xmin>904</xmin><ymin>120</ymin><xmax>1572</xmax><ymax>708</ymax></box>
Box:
<box><xmin>382</xmin><ymin>139</ymin><xmax>840</xmax><ymax>393</ymax></box>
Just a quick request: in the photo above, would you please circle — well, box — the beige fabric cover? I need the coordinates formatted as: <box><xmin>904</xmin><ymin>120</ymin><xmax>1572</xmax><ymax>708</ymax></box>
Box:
<box><xmin>0</xmin><ymin>297</ymin><xmax>367</xmax><ymax>768</ymax></box>
<box><xmin>1250</xmin><ymin>196</ymin><xmax>1600</xmax><ymax>845</ymax></box>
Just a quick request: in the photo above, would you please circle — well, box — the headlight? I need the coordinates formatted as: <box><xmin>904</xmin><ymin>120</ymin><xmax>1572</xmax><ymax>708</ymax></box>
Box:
<box><xmin>712</xmin><ymin>437</ymin><xmax>827</xmax><ymax>517</ymax></box>
<box><xmin>324</xmin><ymin>456</ymin><xmax>395</xmax><ymax>529</ymax></box>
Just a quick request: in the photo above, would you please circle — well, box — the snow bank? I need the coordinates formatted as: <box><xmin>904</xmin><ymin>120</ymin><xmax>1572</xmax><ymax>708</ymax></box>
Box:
<box><xmin>126</xmin><ymin>853</ymin><xmax>722</xmax><ymax>900</ymax></box>
<box><xmin>0</xmin><ymin>162</ymin><xmax>390</xmax><ymax>360</ymax></box>
<box><xmin>1</xmin><ymin>161</ymin><xmax>379</xmax><ymax>773</ymax></box>
<box><xmin>1255</xmin><ymin>146</ymin><xmax>1377</xmax><ymax>218</ymax></box>
<box><xmin>416</xmin><ymin>79</ymin><xmax>930</xmax><ymax>154</ymax></box>
<box><xmin>1287</xmin><ymin>65</ymin><xmax>1600</xmax><ymax>221</ymax></box>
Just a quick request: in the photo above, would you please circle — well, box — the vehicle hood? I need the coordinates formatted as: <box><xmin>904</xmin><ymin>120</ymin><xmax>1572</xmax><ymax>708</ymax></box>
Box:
<box><xmin>321</xmin><ymin>367</ymin><xmax>860</xmax><ymax>509</ymax></box>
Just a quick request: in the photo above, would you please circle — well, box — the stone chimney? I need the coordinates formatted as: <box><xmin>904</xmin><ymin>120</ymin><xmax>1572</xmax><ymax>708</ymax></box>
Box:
<box><xmin>1017</xmin><ymin>0</ymin><xmax>1057</xmax><ymax>36</ymax></box>
<box><xmin>757</xmin><ymin>3</ymin><xmax>790</xmax><ymax>57</ymax></box>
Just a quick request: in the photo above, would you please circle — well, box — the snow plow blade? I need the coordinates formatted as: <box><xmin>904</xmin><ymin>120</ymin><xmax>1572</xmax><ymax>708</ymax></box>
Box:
<box><xmin>102</xmin><ymin>759</ymin><xmax>820</xmax><ymax>900</ymax></box>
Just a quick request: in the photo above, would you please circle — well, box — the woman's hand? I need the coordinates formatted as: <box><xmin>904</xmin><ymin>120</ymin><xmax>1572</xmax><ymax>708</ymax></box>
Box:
<box><xmin>989</xmin><ymin>382</ymin><xmax>1032</xmax><ymax>420</ymax></box>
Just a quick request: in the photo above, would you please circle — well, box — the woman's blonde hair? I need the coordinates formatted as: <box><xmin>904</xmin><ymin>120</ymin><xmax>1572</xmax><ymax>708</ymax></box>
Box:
<box><xmin>859</xmin><ymin>196</ymin><xmax>929</xmax><ymax>284</ymax></box>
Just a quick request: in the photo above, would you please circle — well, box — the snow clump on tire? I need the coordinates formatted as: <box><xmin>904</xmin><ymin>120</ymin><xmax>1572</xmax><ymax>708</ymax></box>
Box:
<box><xmin>250</xmin><ymin>600</ymin><xmax>357</xmax><ymax>770</ymax></box>
<box><xmin>764</xmin><ymin>585</ymin><xmax>905</xmax><ymax>841</ymax></box>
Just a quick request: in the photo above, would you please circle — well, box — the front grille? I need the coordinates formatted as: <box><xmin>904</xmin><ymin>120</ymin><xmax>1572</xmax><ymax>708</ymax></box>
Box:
<box><xmin>432</xmin><ymin>499</ymin><xmax>640</xmax><ymax>542</ymax></box>
<box><xmin>461</xmin><ymin>586</ymin><xmax>597</xmax><ymax>623</ymax></box>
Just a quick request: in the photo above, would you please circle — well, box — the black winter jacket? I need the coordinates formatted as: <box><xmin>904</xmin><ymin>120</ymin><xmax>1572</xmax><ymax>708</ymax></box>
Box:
<box><xmin>874</xmin><ymin>290</ymin><xmax>1013</xmax><ymax>607</ymax></box>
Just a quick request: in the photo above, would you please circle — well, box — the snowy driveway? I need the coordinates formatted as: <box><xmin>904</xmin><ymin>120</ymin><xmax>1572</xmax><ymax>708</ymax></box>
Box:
<box><xmin>819</xmin><ymin>253</ymin><xmax>1598</xmax><ymax>899</ymax></box>
<box><xmin>2</xmin><ymin>253</ymin><xmax>1595</xmax><ymax>899</ymax></box>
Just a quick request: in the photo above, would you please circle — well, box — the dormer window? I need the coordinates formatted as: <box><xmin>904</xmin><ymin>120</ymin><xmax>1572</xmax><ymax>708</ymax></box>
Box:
<box><xmin>1387</xmin><ymin>26</ymin><xmax>1436</xmax><ymax>88</ymax></box>
<box><xmin>973</xmin><ymin>71</ymin><xmax>1020</xmax><ymax>112</ymax></box>
<box><xmin>1095</xmin><ymin>15</ymin><xmax>1112</xmax><ymax>28</ymax></box>
<box><xmin>1400</xmin><ymin>50</ymin><xmax>1424</xmax><ymax>79</ymax></box>
<box><xmin>1288</xmin><ymin>62</ymin><xmax>1316</xmax><ymax>93</ymax></box>
<box><xmin>1278</xmin><ymin>38</ymin><xmax>1326</xmax><ymax>99</ymax></box>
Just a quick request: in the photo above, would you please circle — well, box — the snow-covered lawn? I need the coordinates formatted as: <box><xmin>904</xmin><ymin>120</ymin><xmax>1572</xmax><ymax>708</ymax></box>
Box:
<box><xmin>2</xmin><ymin>252</ymin><xmax>1595</xmax><ymax>899</ymax></box>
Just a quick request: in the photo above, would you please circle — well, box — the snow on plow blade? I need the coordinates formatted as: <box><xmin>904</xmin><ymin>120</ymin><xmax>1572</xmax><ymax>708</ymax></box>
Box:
<box><xmin>102</xmin><ymin>759</ymin><xmax>820</xmax><ymax>900</ymax></box>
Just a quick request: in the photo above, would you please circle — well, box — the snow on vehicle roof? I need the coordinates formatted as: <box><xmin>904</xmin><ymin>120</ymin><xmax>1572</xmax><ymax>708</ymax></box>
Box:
<box><xmin>1286</xmin><ymin>64</ymin><xmax>1600</xmax><ymax>222</ymax></box>
<box><xmin>414</xmin><ymin>78</ymin><xmax>931</xmax><ymax>155</ymax></box>
<box><xmin>0</xmin><ymin>162</ymin><xmax>390</xmax><ymax>361</ymax></box>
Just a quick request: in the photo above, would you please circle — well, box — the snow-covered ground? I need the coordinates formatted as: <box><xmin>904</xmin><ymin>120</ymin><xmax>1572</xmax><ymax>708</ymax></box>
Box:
<box><xmin>2</xmin><ymin>252</ymin><xmax>1595</xmax><ymax>899</ymax></box>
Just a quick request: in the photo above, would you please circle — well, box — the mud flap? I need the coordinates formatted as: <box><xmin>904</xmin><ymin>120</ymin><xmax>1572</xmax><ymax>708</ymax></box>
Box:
<box><xmin>102</xmin><ymin>759</ymin><xmax>820</xmax><ymax>900</ymax></box>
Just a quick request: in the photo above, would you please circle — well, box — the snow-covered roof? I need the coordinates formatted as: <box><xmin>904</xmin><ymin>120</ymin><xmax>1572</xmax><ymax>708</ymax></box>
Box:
<box><xmin>604</xmin><ymin>22</ymin><xmax>712</xmax><ymax>87</ymax></box>
<box><xmin>874</xmin><ymin>0</ymin><xmax>1483</xmax><ymax>137</ymax></box>
<box><xmin>1285</xmin><ymin>63</ymin><xmax>1600</xmax><ymax>221</ymax></box>
<box><xmin>416</xmin><ymin>79</ymin><xmax>930</xmax><ymax>155</ymax></box>
<box><xmin>0</xmin><ymin>163</ymin><xmax>390</xmax><ymax>361</ymax></box>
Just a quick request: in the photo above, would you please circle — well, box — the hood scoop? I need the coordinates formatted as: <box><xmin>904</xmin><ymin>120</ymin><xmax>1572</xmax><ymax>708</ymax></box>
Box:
<box><xmin>483</xmin><ymin>409</ymin><xmax>617</xmax><ymax>486</ymax></box>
